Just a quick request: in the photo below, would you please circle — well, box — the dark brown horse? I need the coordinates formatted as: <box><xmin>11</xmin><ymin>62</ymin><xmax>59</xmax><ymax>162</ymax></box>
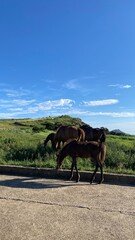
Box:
<box><xmin>56</xmin><ymin>140</ymin><xmax>106</xmax><ymax>184</ymax></box>
<box><xmin>80</xmin><ymin>124</ymin><xmax>106</xmax><ymax>143</ymax></box>
<box><xmin>44</xmin><ymin>132</ymin><xmax>56</xmax><ymax>150</ymax></box>
<box><xmin>54</xmin><ymin>125</ymin><xmax>85</xmax><ymax>150</ymax></box>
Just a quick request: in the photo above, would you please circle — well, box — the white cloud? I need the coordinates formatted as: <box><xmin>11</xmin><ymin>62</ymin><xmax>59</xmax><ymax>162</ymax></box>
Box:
<box><xmin>0</xmin><ymin>98</ymin><xmax>75</xmax><ymax>116</ymax></box>
<box><xmin>122</xmin><ymin>85</ymin><xmax>131</xmax><ymax>89</ymax></box>
<box><xmin>64</xmin><ymin>79</ymin><xmax>79</xmax><ymax>90</ymax></box>
<box><xmin>95</xmin><ymin>112</ymin><xmax>135</xmax><ymax>117</ymax></box>
<box><xmin>82</xmin><ymin>99</ymin><xmax>119</xmax><ymax>106</ymax></box>
<box><xmin>64</xmin><ymin>76</ymin><xmax>96</xmax><ymax>90</ymax></box>
<box><xmin>36</xmin><ymin>99</ymin><xmax>75</xmax><ymax>111</ymax></box>
<box><xmin>2</xmin><ymin>88</ymin><xmax>31</xmax><ymax>97</ymax></box>
<box><xmin>13</xmin><ymin>99</ymin><xmax>36</xmax><ymax>106</ymax></box>
<box><xmin>67</xmin><ymin>109</ymin><xmax>135</xmax><ymax>118</ymax></box>
<box><xmin>0</xmin><ymin>98</ymin><xmax>35</xmax><ymax>108</ymax></box>
<box><xmin>0</xmin><ymin>99</ymin><xmax>13</xmax><ymax>108</ymax></box>
<box><xmin>9</xmin><ymin>108</ymin><xmax>23</xmax><ymax>111</ymax></box>
<box><xmin>109</xmin><ymin>84</ymin><xmax>131</xmax><ymax>89</ymax></box>
<box><xmin>0</xmin><ymin>112</ymin><xmax>16</xmax><ymax>118</ymax></box>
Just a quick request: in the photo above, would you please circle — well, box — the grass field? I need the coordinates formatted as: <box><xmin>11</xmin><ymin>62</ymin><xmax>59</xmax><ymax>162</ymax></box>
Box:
<box><xmin>0</xmin><ymin>117</ymin><xmax>135</xmax><ymax>175</ymax></box>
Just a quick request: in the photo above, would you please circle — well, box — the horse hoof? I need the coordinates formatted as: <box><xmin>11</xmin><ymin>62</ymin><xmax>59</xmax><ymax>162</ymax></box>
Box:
<box><xmin>76</xmin><ymin>175</ymin><xmax>80</xmax><ymax>182</ymax></box>
<box><xmin>98</xmin><ymin>180</ymin><xmax>104</xmax><ymax>184</ymax></box>
<box><xmin>90</xmin><ymin>178</ymin><xmax>94</xmax><ymax>184</ymax></box>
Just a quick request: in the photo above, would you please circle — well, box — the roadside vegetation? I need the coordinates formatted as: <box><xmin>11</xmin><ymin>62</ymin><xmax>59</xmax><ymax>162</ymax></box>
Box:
<box><xmin>0</xmin><ymin>116</ymin><xmax>135</xmax><ymax>175</ymax></box>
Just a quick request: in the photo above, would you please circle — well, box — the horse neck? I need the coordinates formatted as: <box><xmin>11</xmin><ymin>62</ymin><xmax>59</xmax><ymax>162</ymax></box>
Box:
<box><xmin>60</xmin><ymin>146</ymin><xmax>68</xmax><ymax>159</ymax></box>
<box><xmin>85</xmin><ymin>127</ymin><xmax>93</xmax><ymax>140</ymax></box>
<box><xmin>44</xmin><ymin>136</ymin><xmax>50</xmax><ymax>145</ymax></box>
<box><xmin>100</xmin><ymin>131</ymin><xmax>106</xmax><ymax>142</ymax></box>
<box><xmin>54</xmin><ymin>133</ymin><xmax>58</xmax><ymax>143</ymax></box>
<box><xmin>57</xmin><ymin>149</ymin><xmax>67</xmax><ymax>167</ymax></box>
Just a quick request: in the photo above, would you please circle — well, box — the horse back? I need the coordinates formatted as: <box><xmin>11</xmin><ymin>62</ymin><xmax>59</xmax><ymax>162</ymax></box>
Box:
<box><xmin>55</xmin><ymin>125</ymin><xmax>81</xmax><ymax>141</ymax></box>
<box><xmin>65</xmin><ymin>140</ymin><xmax>101</xmax><ymax>158</ymax></box>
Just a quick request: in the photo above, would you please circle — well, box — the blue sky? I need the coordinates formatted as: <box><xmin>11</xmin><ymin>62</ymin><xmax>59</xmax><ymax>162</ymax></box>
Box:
<box><xmin>0</xmin><ymin>0</ymin><xmax>135</xmax><ymax>134</ymax></box>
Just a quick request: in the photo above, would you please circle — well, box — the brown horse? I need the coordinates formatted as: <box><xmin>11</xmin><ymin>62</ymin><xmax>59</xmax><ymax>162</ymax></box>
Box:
<box><xmin>80</xmin><ymin>124</ymin><xmax>106</xmax><ymax>143</ymax></box>
<box><xmin>56</xmin><ymin>140</ymin><xmax>106</xmax><ymax>184</ymax></box>
<box><xmin>44</xmin><ymin>132</ymin><xmax>56</xmax><ymax>150</ymax></box>
<box><xmin>54</xmin><ymin>125</ymin><xmax>85</xmax><ymax>150</ymax></box>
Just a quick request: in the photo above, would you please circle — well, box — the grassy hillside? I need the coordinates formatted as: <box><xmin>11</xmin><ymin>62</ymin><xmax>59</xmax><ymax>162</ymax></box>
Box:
<box><xmin>0</xmin><ymin>116</ymin><xmax>135</xmax><ymax>174</ymax></box>
<box><xmin>0</xmin><ymin>115</ymin><xmax>84</xmax><ymax>131</ymax></box>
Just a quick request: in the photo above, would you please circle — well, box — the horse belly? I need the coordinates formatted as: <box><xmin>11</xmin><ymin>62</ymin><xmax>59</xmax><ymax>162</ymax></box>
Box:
<box><xmin>78</xmin><ymin>153</ymin><xmax>91</xmax><ymax>158</ymax></box>
<box><xmin>76</xmin><ymin>146</ymin><xmax>92</xmax><ymax>158</ymax></box>
<box><xmin>64</xmin><ymin>130</ymin><xmax>78</xmax><ymax>142</ymax></box>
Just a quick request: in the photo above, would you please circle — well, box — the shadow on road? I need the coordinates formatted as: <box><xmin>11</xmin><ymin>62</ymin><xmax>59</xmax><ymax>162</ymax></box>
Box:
<box><xmin>0</xmin><ymin>176</ymin><xmax>93</xmax><ymax>189</ymax></box>
<box><xmin>0</xmin><ymin>175</ymin><xmax>134</xmax><ymax>189</ymax></box>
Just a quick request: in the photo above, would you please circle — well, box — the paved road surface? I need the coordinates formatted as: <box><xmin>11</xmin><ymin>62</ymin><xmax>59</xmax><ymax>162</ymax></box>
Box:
<box><xmin>0</xmin><ymin>174</ymin><xmax>135</xmax><ymax>240</ymax></box>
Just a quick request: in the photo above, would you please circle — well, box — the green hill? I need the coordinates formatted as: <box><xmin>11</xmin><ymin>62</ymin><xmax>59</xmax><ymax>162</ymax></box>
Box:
<box><xmin>0</xmin><ymin>115</ymin><xmax>85</xmax><ymax>131</ymax></box>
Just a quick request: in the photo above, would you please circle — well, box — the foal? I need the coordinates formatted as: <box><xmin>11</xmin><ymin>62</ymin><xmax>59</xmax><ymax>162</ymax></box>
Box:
<box><xmin>56</xmin><ymin>140</ymin><xmax>106</xmax><ymax>184</ymax></box>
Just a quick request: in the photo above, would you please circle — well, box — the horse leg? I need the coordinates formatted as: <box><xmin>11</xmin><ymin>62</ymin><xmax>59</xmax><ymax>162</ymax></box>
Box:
<box><xmin>90</xmin><ymin>162</ymin><xmax>99</xmax><ymax>184</ymax></box>
<box><xmin>69</xmin><ymin>159</ymin><xmax>75</xmax><ymax>181</ymax></box>
<box><xmin>98</xmin><ymin>144</ymin><xmax>106</xmax><ymax>183</ymax></box>
<box><xmin>98</xmin><ymin>163</ymin><xmax>104</xmax><ymax>184</ymax></box>
<box><xmin>74</xmin><ymin>157</ymin><xmax>80</xmax><ymax>182</ymax></box>
<box><xmin>56</xmin><ymin>141</ymin><xmax>61</xmax><ymax>150</ymax></box>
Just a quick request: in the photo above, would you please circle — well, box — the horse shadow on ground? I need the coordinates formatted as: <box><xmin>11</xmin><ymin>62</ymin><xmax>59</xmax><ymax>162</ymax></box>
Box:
<box><xmin>0</xmin><ymin>175</ymin><xmax>134</xmax><ymax>189</ymax></box>
<box><xmin>0</xmin><ymin>175</ymin><xmax>93</xmax><ymax>189</ymax></box>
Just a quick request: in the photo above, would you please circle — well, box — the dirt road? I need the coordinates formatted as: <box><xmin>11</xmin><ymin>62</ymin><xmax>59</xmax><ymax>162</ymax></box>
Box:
<box><xmin>0</xmin><ymin>174</ymin><xmax>135</xmax><ymax>240</ymax></box>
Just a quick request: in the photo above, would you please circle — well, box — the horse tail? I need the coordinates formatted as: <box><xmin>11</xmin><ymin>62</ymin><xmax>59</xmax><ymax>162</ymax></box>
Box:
<box><xmin>100</xmin><ymin>143</ymin><xmax>106</xmax><ymax>164</ymax></box>
<box><xmin>77</xmin><ymin>128</ymin><xmax>85</xmax><ymax>142</ymax></box>
<box><xmin>100</xmin><ymin>130</ymin><xmax>106</xmax><ymax>143</ymax></box>
<box><xmin>53</xmin><ymin>133</ymin><xmax>58</xmax><ymax>149</ymax></box>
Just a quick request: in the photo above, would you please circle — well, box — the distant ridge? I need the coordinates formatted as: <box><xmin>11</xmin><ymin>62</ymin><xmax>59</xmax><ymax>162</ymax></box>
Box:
<box><xmin>110</xmin><ymin>129</ymin><xmax>128</xmax><ymax>135</ymax></box>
